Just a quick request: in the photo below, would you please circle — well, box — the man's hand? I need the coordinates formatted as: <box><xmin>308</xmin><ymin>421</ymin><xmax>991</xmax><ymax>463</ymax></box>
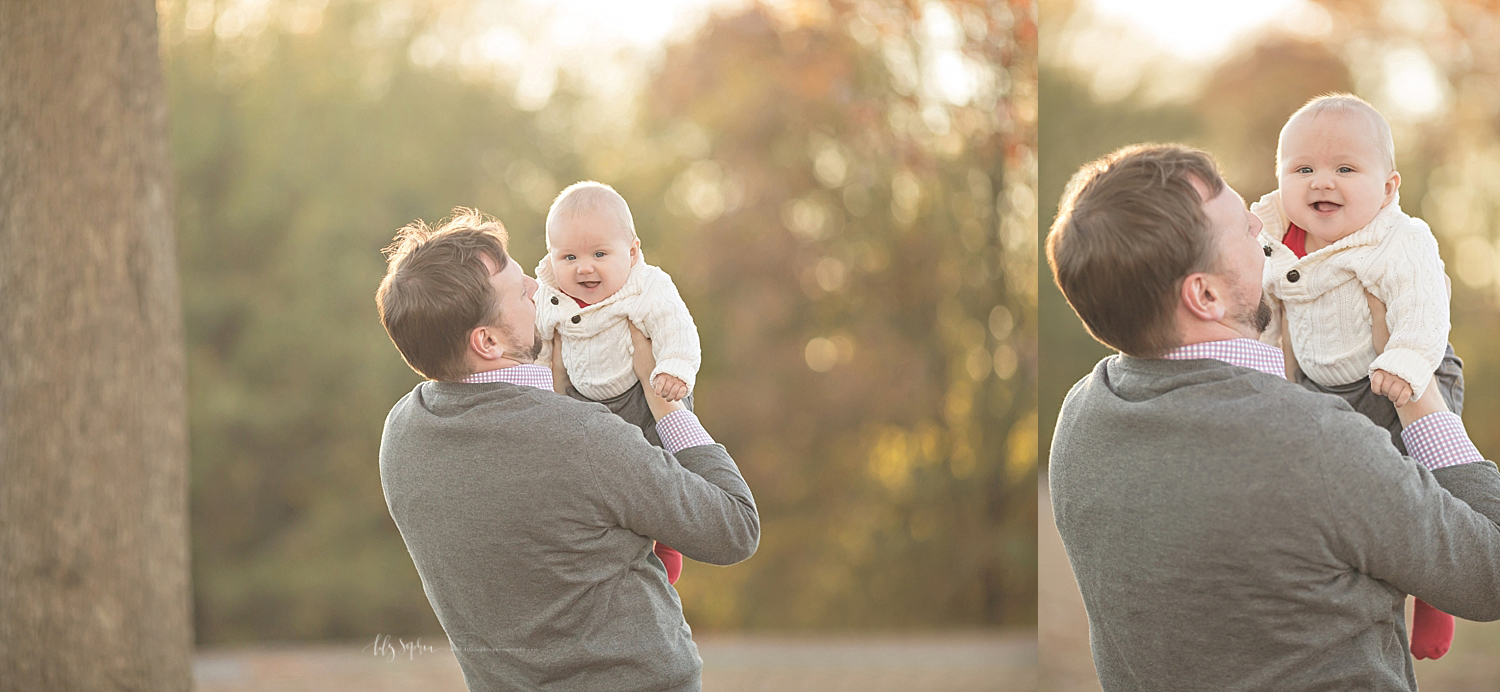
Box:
<box><xmin>1371</xmin><ymin>368</ymin><xmax>1414</xmax><ymax>407</ymax></box>
<box><xmin>629</xmin><ymin>322</ymin><xmax>685</xmax><ymax>421</ymax></box>
<box><xmin>550</xmin><ymin>333</ymin><xmax>570</xmax><ymax>394</ymax></box>
<box><xmin>1365</xmin><ymin>290</ymin><xmax>1390</xmax><ymax>355</ymax></box>
<box><xmin>653</xmin><ymin>373</ymin><xmax>689</xmax><ymax>402</ymax></box>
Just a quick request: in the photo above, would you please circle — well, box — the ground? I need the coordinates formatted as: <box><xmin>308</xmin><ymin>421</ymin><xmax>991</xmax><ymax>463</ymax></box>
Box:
<box><xmin>196</xmin><ymin>631</ymin><xmax>1038</xmax><ymax>691</ymax></box>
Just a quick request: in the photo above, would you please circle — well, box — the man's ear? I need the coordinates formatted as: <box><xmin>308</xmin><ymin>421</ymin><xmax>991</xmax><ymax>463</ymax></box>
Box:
<box><xmin>1384</xmin><ymin>169</ymin><xmax>1401</xmax><ymax>206</ymax></box>
<box><xmin>468</xmin><ymin>325</ymin><xmax>499</xmax><ymax>360</ymax></box>
<box><xmin>1179</xmin><ymin>272</ymin><xmax>1226</xmax><ymax>322</ymax></box>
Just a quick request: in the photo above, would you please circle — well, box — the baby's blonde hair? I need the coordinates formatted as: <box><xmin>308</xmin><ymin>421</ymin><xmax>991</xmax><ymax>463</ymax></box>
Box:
<box><xmin>545</xmin><ymin>181</ymin><xmax>636</xmax><ymax>247</ymax></box>
<box><xmin>1276</xmin><ymin>93</ymin><xmax>1396</xmax><ymax>174</ymax></box>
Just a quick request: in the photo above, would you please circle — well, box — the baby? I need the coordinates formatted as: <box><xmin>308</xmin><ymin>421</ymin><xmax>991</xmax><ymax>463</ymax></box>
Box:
<box><xmin>534</xmin><ymin>181</ymin><xmax>702</xmax><ymax>585</ymax></box>
<box><xmin>1252</xmin><ymin>94</ymin><xmax>1465</xmax><ymax>660</ymax></box>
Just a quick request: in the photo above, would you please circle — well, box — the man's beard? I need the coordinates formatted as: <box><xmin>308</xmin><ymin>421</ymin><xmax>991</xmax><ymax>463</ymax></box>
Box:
<box><xmin>499</xmin><ymin>324</ymin><xmax>543</xmax><ymax>363</ymax></box>
<box><xmin>1239</xmin><ymin>297</ymin><xmax>1273</xmax><ymax>335</ymax></box>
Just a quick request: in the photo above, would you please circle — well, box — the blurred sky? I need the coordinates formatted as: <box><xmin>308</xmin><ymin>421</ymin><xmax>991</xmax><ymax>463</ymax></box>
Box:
<box><xmin>179</xmin><ymin>0</ymin><xmax>989</xmax><ymax>131</ymax></box>
<box><xmin>1091</xmin><ymin>0</ymin><xmax>1308</xmax><ymax>60</ymax></box>
<box><xmin>179</xmin><ymin>0</ymin><xmax>749</xmax><ymax>119</ymax></box>
<box><xmin>1051</xmin><ymin>0</ymin><xmax>1448</xmax><ymax>121</ymax></box>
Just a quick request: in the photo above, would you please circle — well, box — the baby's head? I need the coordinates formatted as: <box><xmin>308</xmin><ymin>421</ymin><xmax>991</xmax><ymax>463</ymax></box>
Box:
<box><xmin>1276</xmin><ymin>94</ymin><xmax>1401</xmax><ymax>247</ymax></box>
<box><xmin>544</xmin><ymin>181</ymin><xmax>641</xmax><ymax>303</ymax></box>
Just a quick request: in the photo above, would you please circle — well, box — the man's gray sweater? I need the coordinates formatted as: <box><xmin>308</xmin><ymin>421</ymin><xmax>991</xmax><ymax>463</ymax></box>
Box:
<box><xmin>380</xmin><ymin>380</ymin><xmax>759</xmax><ymax>692</ymax></box>
<box><xmin>1050</xmin><ymin>355</ymin><xmax>1500</xmax><ymax>691</ymax></box>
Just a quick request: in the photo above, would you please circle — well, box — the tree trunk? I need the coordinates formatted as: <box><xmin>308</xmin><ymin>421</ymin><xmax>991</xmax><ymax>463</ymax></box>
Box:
<box><xmin>0</xmin><ymin>0</ymin><xmax>192</xmax><ymax>689</ymax></box>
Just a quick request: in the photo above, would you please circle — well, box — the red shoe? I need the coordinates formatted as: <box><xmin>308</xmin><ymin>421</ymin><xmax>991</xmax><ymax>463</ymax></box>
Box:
<box><xmin>1411</xmin><ymin>598</ymin><xmax>1454</xmax><ymax>660</ymax></box>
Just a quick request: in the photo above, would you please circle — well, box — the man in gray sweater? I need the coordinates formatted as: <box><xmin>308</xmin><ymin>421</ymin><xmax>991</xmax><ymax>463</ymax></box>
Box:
<box><xmin>1046</xmin><ymin>144</ymin><xmax>1500</xmax><ymax>690</ymax></box>
<box><xmin>374</xmin><ymin>209</ymin><xmax>758</xmax><ymax>691</ymax></box>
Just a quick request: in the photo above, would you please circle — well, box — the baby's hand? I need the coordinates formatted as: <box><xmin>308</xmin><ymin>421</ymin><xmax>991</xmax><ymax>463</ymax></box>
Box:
<box><xmin>653</xmin><ymin>373</ymin><xmax>688</xmax><ymax>402</ymax></box>
<box><xmin>1371</xmin><ymin>368</ymin><xmax>1414</xmax><ymax>407</ymax></box>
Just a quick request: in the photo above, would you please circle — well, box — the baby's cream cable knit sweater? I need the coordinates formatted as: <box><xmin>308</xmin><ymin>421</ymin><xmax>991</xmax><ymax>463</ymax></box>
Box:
<box><xmin>534</xmin><ymin>255</ymin><xmax>701</xmax><ymax>401</ymax></box>
<box><xmin>1253</xmin><ymin>190</ymin><xmax>1450</xmax><ymax>400</ymax></box>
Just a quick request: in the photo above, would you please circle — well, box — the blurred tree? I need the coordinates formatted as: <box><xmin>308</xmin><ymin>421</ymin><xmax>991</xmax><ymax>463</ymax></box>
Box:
<box><xmin>1194</xmin><ymin>39</ymin><xmax>1353</xmax><ymax>196</ymax></box>
<box><xmin>0</xmin><ymin>0</ymin><xmax>192</xmax><ymax>688</ymax></box>
<box><xmin>1037</xmin><ymin>63</ymin><xmax>1199</xmax><ymax>464</ymax></box>
<box><xmin>164</xmin><ymin>0</ymin><xmax>1037</xmax><ymax>641</ymax></box>
<box><xmin>161</xmin><ymin>0</ymin><xmax>577</xmax><ymax>642</ymax></box>
<box><xmin>629</xmin><ymin>0</ymin><xmax>1038</xmax><ymax>628</ymax></box>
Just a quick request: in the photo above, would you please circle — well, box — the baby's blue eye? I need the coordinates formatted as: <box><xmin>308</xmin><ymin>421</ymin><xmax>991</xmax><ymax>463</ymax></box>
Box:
<box><xmin>1297</xmin><ymin>166</ymin><xmax>1312</xmax><ymax>174</ymax></box>
<box><xmin>563</xmin><ymin>254</ymin><xmax>576</xmax><ymax>261</ymax></box>
<box><xmin>1338</xmin><ymin>166</ymin><xmax>1354</xmax><ymax>173</ymax></box>
<box><xmin>595</xmin><ymin>251</ymin><xmax>606</xmax><ymax>258</ymax></box>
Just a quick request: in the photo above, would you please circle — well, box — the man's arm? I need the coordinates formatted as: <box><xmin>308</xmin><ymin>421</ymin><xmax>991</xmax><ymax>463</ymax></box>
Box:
<box><xmin>1319</xmin><ymin>387</ymin><xmax>1500</xmax><ymax>621</ymax></box>
<box><xmin>578</xmin><ymin>411</ymin><xmax>759</xmax><ymax>566</ymax></box>
<box><xmin>629</xmin><ymin>322</ymin><xmax>685</xmax><ymax>422</ymax></box>
<box><xmin>1396</xmin><ymin>376</ymin><xmax>1500</xmax><ymax>543</ymax></box>
<box><xmin>547</xmin><ymin>333</ymin><xmax>570</xmax><ymax>395</ymax></box>
<box><xmin>575</xmin><ymin>324</ymin><xmax>758</xmax><ymax>566</ymax></box>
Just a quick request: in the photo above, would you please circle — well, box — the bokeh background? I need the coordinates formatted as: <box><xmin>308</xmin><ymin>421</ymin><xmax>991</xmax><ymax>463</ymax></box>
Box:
<box><xmin>1039</xmin><ymin>0</ymin><xmax>1500</xmax><ymax>689</ymax></box>
<box><xmin>157</xmin><ymin>0</ymin><xmax>1037</xmax><ymax>667</ymax></box>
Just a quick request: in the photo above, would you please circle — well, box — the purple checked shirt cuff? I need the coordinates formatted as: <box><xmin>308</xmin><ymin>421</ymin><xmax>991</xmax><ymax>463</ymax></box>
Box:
<box><xmin>656</xmin><ymin>410</ymin><xmax>715</xmax><ymax>454</ymax></box>
<box><xmin>1402</xmin><ymin>412</ymin><xmax>1484</xmax><ymax>471</ymax></box>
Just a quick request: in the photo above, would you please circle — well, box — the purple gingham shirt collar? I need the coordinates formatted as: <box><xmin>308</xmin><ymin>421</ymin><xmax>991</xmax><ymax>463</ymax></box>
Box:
<box><xmin>459</xmin><ymin>364</ymin><xmax>554</xmax><ymax>389</ymax></box>
<box><xmin>1161</xmin><ymin>338</ymin><xmax>1286</xmax><ymax>379</ymax></box>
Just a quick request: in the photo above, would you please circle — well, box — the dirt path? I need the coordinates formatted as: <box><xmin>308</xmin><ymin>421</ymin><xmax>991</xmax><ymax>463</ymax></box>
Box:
<box><xmin>195</xmin><ymin>631</ymin><xmax>1037</xmax><ymax>691</ymax></box>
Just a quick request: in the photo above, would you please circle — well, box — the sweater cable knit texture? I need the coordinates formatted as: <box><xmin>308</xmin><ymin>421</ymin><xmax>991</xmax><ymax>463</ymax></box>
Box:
<box><xmin>535</xmin><ymin>256</ymin><xmax>701</xmax><ymax>401</ymax></box>
<box><xmin>1252</xmin><ymin>190</ymin><xmax>1449</xmax><ymax>400</ymax></box>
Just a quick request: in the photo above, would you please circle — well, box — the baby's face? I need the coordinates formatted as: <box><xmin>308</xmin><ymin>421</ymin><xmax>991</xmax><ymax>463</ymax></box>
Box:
<box><xmin>546</xmin><ymin>210</ymin><xmax>638</xmax><ymax>303</ymax></box>
<box><xmin>1278</xmin><ymin>110</ymin><xmax>1400</xmax><ymax>247</ymax></box>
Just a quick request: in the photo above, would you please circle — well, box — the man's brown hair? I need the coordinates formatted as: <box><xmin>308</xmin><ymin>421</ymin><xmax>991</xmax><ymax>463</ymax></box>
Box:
<box><xmin>1046</xmin><ymin>143</ymin><xmax>1226</xmax><ymax>357</ymax></box>
<box><xmin>377</xmin><ymin>208</ymin><xmax>510</xmax><ymax>381</ymax></box>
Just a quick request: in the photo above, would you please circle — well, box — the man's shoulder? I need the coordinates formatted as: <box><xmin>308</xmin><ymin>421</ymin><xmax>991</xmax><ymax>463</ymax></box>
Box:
<box><xmin>385</xmin><ymin>381</ymin><xmax>597</xmax><ymax>431</ymax></box>
<box><xmin>1064</xmin><ymin>354</ymin><xmax>1350</xmax><ymax>425</ymax></box>
<box><xmin>522</xmin><ymin>387</ymin><xmax>658</xmax><ymax>445</ymax></box>
<box><xmin>1055</xmin><ymin>356</ymin><xmax>1387</xmax><ymax>477</ymax></box>
<box><xmin>1078</xmin><ymin>352</ymin><xmax>1294</xmax><ymax>393</ymax></box>
<box><xmin>381</xmin><ymin>383</ymin><xmax>650</xmax><ymax>473</ymax></box>
<box><xmin>495</xmin><ymin>384</ymin><xmax>630</xmax><ymax>430</ymax></box>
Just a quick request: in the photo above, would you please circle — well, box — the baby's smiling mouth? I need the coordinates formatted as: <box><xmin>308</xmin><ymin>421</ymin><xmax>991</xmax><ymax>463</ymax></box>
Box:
<box><xmin>1311</xmin><ymin>201</ymin><xmax>1341</xmax><ymax>213</ymax></box>
<box><xmin>578</xmin><ymin>280</ymin><xmax>601</xmax><ymax>289</ymax></box>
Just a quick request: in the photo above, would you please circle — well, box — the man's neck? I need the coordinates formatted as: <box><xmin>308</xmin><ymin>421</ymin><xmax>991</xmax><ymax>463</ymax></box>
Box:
<box><xmin>1160</xmin><ymin>336</ymin><xmax>1287</xmax><ymax>379</ymax></box>
<box><xmin>1177</xmin><ymin>322</ymin><xmax>1255</xmax><ymax>348</ymax></box>
<box><xmin>465</xmin><ymin>356</ymin><xmax>530</xmax><ymax>375</ymax></box>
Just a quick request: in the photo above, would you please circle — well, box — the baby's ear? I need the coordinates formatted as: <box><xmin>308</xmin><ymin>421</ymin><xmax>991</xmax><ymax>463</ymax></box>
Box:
<box><xmin>1384</xmin><ymin>169</ymin><xmax>1402</xmax><ymax>206</ymax></box>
